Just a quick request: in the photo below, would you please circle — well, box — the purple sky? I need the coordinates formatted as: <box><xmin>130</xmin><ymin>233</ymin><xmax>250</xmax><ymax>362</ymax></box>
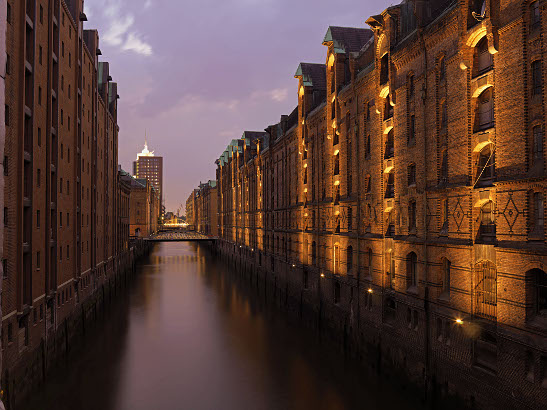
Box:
<box><xmin>83</xmin><ymin>0</ymin><xmax>393</xmax><ymax>213</ymax></box>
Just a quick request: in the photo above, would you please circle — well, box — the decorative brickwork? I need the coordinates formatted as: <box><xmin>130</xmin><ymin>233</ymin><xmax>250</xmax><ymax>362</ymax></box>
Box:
<box><xmin>207</xmin><ymin>1</ymin><xmax>547</xmax><ymax>408</ymax></box>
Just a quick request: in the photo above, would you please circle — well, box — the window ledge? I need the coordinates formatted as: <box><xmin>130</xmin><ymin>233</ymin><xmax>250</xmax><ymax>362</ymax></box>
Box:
<box><xmin>407</xmin><ymin>285</ymin><xmax>418</xmax><ymax>295</ymax></box>
<box><xmin>438</xmin><ymin>292</ymin><xmax>450</xmax><ymax>303</ymax></box>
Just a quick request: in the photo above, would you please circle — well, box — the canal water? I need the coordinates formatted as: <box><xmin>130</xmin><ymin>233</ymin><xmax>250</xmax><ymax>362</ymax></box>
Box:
<box><xmin>22</xmin><ymin>242</ymin><xmax>426</xmax><ymax>410</ymax></box>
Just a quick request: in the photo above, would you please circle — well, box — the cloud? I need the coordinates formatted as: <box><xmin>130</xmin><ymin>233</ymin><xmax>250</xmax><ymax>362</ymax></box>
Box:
<box><xmin>92</xmin><ymin>0</ymin><xmax>153</xmax><ymax>57</ymax></box>
<box><xmin>123</xmin><ymin>32</ymin><xmax>153</xmax><ymax>56</ymax></box>
<box><xmin>270</xmin><ymin>88</ymin><xmax>288</xmax><ymax>102</ymax></box>
<box><xmin>103</xmin><ymin>15</ymin><xmax>134</xmax><ymax>46</ymax></box>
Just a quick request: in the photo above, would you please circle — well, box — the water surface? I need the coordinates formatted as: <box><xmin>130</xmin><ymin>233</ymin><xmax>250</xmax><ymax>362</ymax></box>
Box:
<box><xmin>22</xmin><ymin>242</ymin><xmax>425</xmax><ymax>410</ymax></box>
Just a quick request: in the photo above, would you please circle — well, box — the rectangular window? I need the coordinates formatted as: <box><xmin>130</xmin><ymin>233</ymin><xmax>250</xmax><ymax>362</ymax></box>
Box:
<box><xmin>37</xmin><ymin>251</ymin><xmax>40</xmax><ymax>269</ymax></box>
<box><xmin>38</xmin><ymin>86</ymin><xmax>42</xmax><ymax>105</ymax></box>
<box><xmin>40</xmin><ymin>5</ymin><xmax>43</xmax><ymax>24</ymax></box>
<box><xmin>38</xmin><ymin>127</ymin><xmax>41</xmax><ymax>146</ymax></box>
<box><xmin>533</xmin><ymin>126</ymin><xmax>544</xmax><ymax>162</ymax></box>
<box><xmin>532</xmin><ymin>60</ymin><xmax>543</xmax><ymax>96</ymax></box>
<box><xmin>3</xmin><ymin>156</ymin><xmax>7</xmax><ymax>176</ymax></box>
<box><xmin>59</xmin><ymin>212</ymin><xmax>62</xmax><ymax>227</ymax></box>
<box><xmin>5</xmin><ymin>105</ymin><xmax>9</xmax><ymax>126</ymax></box>
<box><xmin>535</xmin><ymin>192</ymin><xmax>544</xmax><ymax>230</ymax></box>
<box><xmin>409</xmin><ymin>115</ymin><xmax>416</xmax><ymax>142</ymax></box>
<box><xmin>39</xmin><ymin>46</ymin><xmax>42</xmax><ymax>65</ymax></box>
<box><xmin>7</xmin><ymin>2</ymin><xmax>11</xmax><ymax>24</ymax></box>
<box><xmin>36</xmin><ymin>210</ymin><xmax>40</xmax><ymax>228</ymax></box>
<box><xmin>531</xmin><ymin>1</ymin><xmax>541</xmax><ymax>30</ymax></box>
<box><xmin>37</xmin><ymin>168</ymin><xmax>41</xmax><ymax>187</ymax></box>
<box><xmin>2</xmin><ymin>259</ymin><xmax>7</xmax><ymax>279</ymax></box>
<box><xmin>6</xmin><ymin>53</ymin><xmax>10</xmax><ymax>75</ymax></box>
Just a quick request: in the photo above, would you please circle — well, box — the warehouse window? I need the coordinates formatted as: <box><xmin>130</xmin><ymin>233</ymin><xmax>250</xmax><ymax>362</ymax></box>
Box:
<box><xmin>532</xmin><ymin>60</ymin><xmax>543</xmax><ymax>96</ymax></box>
<box><xmin>407</xmin><ymin>252</ymin><xmax>418</xmax><ymax>289</ymax></box>
<box><xmin>533</xmin><ymin>126</ymin><xmax>544</xmax><ymax>163</ymax></box>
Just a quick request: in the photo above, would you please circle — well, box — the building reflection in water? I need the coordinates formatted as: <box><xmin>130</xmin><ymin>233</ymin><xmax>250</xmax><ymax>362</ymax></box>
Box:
<box><xmin>23</xmin><ymin>242</ymin><xmax>430</xmax><ymax>410</ymax></box>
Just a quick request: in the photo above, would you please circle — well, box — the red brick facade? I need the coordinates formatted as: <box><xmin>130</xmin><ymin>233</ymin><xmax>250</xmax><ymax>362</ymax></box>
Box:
<box><xmin>212</xmin><ymin>1</ymin><xmax>547</xmax><ymax>408</ymax></box>
<box><xmin>1</xmin><ymin>0</ymin><xmax>130</xmax><ymax>392</ymax></box>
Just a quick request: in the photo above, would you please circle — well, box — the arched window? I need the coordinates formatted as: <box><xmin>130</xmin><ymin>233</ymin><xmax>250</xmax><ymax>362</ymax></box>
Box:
<box><xmin>441</xmin><ymin>258</ymin><xmax>451</xmax><ymax>295</ymax></box>
<box><xmin>385</xmin><ymin>129</ymin><xmax>394</xmax><ymax>159</ymax></box>
<box><xmin>365</xmin><ymin>134</ymin><xmax>371</xmax><ymax>158</ymax></box>
<box><xmin>476</xmin><ymin>88</ymin><xmax>494</xmax><ymax>131</ymax></box>
<box><xmin>475</xmin><ymin>36</ymin><xmax>493</xmax><ymax>76</ymax></box>
<box><xmin>407</xmin><ymin>252</ymin><xmax>418</xmax><ymax>289</ymax></box>
<box><xmin>311</xmin><ymin>241</ymin><xmax>317</xmax><ymax>266</ymax></box>
<box><xmin>346</xmin><ymin>245</ymin><xmax>353</xmax><ymax>273</ymax></box>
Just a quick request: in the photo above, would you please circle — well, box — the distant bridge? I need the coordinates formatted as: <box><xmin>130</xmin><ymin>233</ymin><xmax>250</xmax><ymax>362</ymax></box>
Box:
<box><xmin>145</xmin><ymin>231</ymin><xmax>215</xmax><ymax>242</ymax></box>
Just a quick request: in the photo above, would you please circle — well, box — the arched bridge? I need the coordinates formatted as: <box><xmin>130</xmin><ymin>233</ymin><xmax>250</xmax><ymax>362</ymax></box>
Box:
<box><xmin>145</xmin><ymin>231</ymin><xmax>216</xmax><ymax>242</ymax></box>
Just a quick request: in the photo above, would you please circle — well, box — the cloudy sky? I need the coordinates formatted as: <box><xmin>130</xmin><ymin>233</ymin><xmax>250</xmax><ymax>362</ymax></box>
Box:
<box><xmin>83</xmin><ymin>0</ymin><xmax>393</xmax><ymax>213</ymax></box>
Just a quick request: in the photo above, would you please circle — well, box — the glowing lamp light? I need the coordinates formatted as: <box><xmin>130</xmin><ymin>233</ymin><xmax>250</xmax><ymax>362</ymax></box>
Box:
<box><xmin>334</xmin><ymin>180</ymin><xmax>340</xmax><ymax>186</ymax></box>
<box><xmin>320</xmin><ymin>273</ymin><xmax>325</xmax><ymax>278</ymax></box>
<box><xmin>334</xmin><ymin>210</ymin><xmax>340</xmax><ymax>216</ymax></box>
<box><xmin>333</xmin><ymin>149</ymin><xmax>339</xmax><ymax>156</ymax></box>
<box><xmin>303</xmin><ymin>163</ymin><xmax>308</xmax><ymax>168</ymax></box>
<box><xmin>455</xmin><ymin>318</ymin><xmax>464</xmax><ymax>325</ymax></box>
<box><xmin>367</xmin><ymin>288</ymin><xmax>373</xmax><ymax>293</ymax></box>
<box><xmin>292</xmin><ymin>264</ymin><xmax>296</xmax><ymax>268</ymax></box>
<box><xmin>304</xmin><ymin>188</ymin><xmax>308</xmax><ymax>193</ymax></box>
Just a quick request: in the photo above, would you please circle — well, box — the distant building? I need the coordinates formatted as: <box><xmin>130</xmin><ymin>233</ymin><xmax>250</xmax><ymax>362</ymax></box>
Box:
<box><xmin>133</xmin><ymin>141</ymin><xmax>163</xmax><ymax>214</ymax></box>
<box><xmin>196</xmin><ymin>181</ymin><xmax>218</xmax><ymax>237</ymax></box>
<box><xmin>123</xmin><ymin>174</ymin><xmax>161</xmax><ymax>238</ymax></box>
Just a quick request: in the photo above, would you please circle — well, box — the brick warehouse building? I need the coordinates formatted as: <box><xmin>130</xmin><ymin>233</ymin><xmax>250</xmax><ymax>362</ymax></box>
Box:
<box><xmin>1</xmin><ymin>0</ymin><xmax>135</xmax><ymax>403</ymax></box>
<box><xmin>211</xmin><ymin>1</ymin><xmax>547</xmax><ymax>408</ymax></box>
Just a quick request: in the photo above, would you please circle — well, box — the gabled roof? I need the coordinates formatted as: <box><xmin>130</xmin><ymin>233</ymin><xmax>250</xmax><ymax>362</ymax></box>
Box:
<box><xmin>242</xmin><ymin>131</ymin><xmax>267</xmax><ymax>146</ymax></box>
<box><xmin>322</xmin><ymin>26</ymin><xmax>373</xmax><ymax>54</ymax></box>
<box><xmin>295</xmin><ymin>63</ymin><xmax>327</xmax><ymax>90</ymax></box>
